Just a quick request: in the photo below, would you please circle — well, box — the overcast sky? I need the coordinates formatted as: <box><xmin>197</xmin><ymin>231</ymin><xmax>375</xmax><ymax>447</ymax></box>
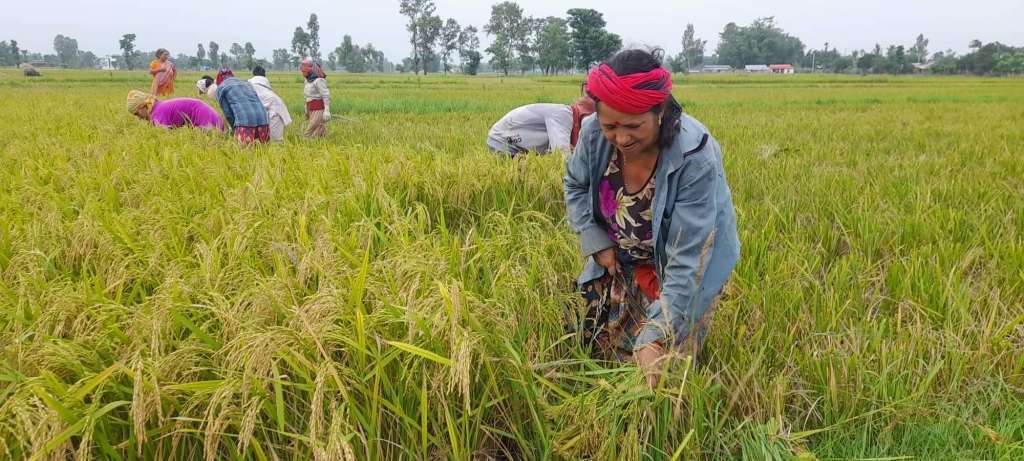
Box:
<box><xmin>5</xmin><ymin>0</ymin><xmax>1022</xmax><ymax>62</ymax></box>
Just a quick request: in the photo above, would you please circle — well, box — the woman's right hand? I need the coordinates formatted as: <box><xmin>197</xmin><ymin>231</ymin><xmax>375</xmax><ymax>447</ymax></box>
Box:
<box><xmin>594</xmin><ymin>247</ymin><xmax>619</xmax><ymax>276</ymax></box>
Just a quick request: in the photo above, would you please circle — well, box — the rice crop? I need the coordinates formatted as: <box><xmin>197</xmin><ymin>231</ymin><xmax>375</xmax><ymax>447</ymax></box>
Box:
<box><xmin>1</xmin><ymin>68</ymin><xmax>1022</xmax><ymax>460</ymax></box>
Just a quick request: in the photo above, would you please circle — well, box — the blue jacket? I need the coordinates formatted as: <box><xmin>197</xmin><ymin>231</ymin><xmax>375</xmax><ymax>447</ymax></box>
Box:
<box><xmin>563</xmin><ymin>113</ymin><xmax>740</xmax><ymax>348</ymax></box>
<box><xmin>215</xmin><ymin>77</ymin><xmax>269</xmax><ymax>129</ymax></box>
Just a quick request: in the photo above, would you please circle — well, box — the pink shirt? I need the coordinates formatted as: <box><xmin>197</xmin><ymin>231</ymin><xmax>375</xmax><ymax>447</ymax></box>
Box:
<box><xmin>150</xmin><ymin>98</ymin><xmax>225</xmax><ymax>131</ymax></box>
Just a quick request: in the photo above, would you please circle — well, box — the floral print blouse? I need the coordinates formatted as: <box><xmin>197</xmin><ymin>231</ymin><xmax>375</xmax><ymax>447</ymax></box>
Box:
<box><xmin>598</xmin><ymin>149</ymin><xmax>656</xmax><ymax>265</ymax></box>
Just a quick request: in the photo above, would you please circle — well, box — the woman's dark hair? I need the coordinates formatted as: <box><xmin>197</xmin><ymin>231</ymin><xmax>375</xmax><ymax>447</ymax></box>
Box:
<box><xmin>590</xmin><ymin>48</ymin><xmax>683</xmax><ymax>150</ymax></box>
<box><xmin>155</xmin><ymin>48</ymin><xmax>169</xmax><ymax>58</ymax></box>
<box><xmin>252</xmin><ymin>66</ymin><xmax>266</xmax><ymax>77</ymax></box>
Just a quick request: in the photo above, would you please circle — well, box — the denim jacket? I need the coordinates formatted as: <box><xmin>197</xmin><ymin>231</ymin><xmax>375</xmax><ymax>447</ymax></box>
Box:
<box><xmin>563</xmin><ymin>113</ymin><xmax>740</xmax><ymax>348</ymax></box>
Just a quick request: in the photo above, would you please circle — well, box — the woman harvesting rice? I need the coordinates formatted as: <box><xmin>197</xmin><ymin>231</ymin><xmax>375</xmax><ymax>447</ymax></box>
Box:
<box><xmin>126</xmin><ymin>90</ymin><xmax>224</xmax><ymax>131</ymax></box>
<box><xmin>300</xmin><ymin>59</ymin><xmax>331</xmax><ymax>138</ymax></box>
<box><xmin>487</xmin><ymin>96</ymin><xmax>595</xmax><ymax>157</ymax></box>
<box><xmin>564</xmin><ymin>49</ymin><xmax>740</xmax><ymax>386</ymax></box>
<box><xmin>213</xmin><ymin>68</ymin><xmax>271</xmax><ymax>145</ymax></box>
<box><xmin>249</xmin><ymin>66</ymin><xmax>292</xmax><ymax>143</ymax></box>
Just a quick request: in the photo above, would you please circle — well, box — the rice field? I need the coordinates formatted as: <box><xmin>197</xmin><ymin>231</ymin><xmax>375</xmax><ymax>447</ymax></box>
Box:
<box><xmin>1</xmin><ymin>68</ymin><xmax>1023</xmax><ymax>460</ymax></box>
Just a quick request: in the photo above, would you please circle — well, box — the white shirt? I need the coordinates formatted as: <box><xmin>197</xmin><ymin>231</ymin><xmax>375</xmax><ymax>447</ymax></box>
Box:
<box><xmin>487</xmin><ymin>103</ymin><xmax>573</xmax><ymax>155</ymax></box>
<box><xmin>248</xmin><ymin>76</ymin><xmax>292</xmax><ymax>125</ymax></box>
<box><xmin>303</xmin><ymin>77</ymin><xmax>331</xmax><ymax>111</ymax></box>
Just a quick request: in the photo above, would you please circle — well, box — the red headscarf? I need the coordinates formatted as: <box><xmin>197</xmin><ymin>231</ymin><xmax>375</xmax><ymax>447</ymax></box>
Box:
<box><xmin>215</xmin><ymin>67</ymin><xmax>235</xmax><ymax>85</ymax></box>
<box><xmin>300</xmin><ymin>59</ymin><xmax>326</xmax><ymax>80</ymax></box>
<box><xmin>570</xmin><ymin>96</ymin><xmax>596</xmax><ymax>147</ymax></box>
<box><xmin>586</xmin><ymin>64</ymin><xmax>673</xmax><ymax>114</ymax></box>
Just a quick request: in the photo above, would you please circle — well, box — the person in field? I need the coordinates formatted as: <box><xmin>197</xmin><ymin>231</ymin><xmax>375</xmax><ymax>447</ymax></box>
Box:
<box><xmin>564</xmin><ymin>49</ymin><xmax>740</xmax><ymax>386</ymax></box>
<box><xmin>125</xmin><ymin>90</ymin><xmax>224</xmax><ymax>131</ymax></box>
<box><xmin>300</xmin><ymin>59</ymin><xmax>331</xmax><ymax>138</ymax></box>
<box><xmin>149</xmin><ymin>48</ymin><xmax>177</xmax><ymax>97</ymax></box>
<box><xmin>196</xmin><ymin>75</ymin><xmax>217</xmax><ymax>99</ymax></box>
<box><xmin>487</xmin><ymin>96</ymin><xmax>595</xmax><ymax>157</ymax></box>
<box><xmin>249</xmin><ymin>66</ymin><xmax>292</xmax><ymax>142</ymax></box>
<box><xmin>213</xmin><ymin>68</ymin><xmax>271</xmax><ymax>145</ymax></box>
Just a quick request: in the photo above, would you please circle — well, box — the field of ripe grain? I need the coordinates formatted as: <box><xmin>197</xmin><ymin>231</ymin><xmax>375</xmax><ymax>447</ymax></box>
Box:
<box><xmin>1</xmin><ymin>69</ymin><xmax>1022</xmax><ymax>460</ymax></box>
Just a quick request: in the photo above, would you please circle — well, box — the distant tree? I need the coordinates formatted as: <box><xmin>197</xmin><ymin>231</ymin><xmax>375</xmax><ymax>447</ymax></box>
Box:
<box><xmin>196</xmin><ymin>43</ymin><xmax>206</xmax><ymax>68</ymax></box>
<box><xmin>715</xmin><ymin>17</ymin><xmax>804</xmax><ymax>68</ymax></box>
<box><xmin>272</xmin><ymin>48</ymin><xmax>291</xmax><ymax>70</ymax></box>
<box><xmin>440</xmin><ymin>18</ymin><xmax>461</xmax><ymax>74</ymax></box>
<box><xmin>832</xmin><ymin>55</ymin><xmax>853</xmax><ymax>73</ymax></box>
<box><xmin>333</xmin><ymin>35</ymin><xmax>365</xmax><ymax>72</ymax></box>
<box><xmin>244</xmin><ymin>42</ymin><xmax>256</xmax><ymax>69</ymax></box>
<box><xmin>415</xmin><ymin>14</ymin><xmax>443</xmax><ymax>73</ymax></box>
<box><xmin>909</xmin><ymin>34</ymin><xmax>930</xmax><ymax>63</ymax></box>
<box><xmin>229</xmin><ymin>42</ymin><xmax>244</xmax><ymax>68</ymax></box>
<box><xmin>458</xmin><ymin>25</ymin><xmax>482</xmax><ymax>75</ymax></box>
<box><xmin>119</xmin><ymin>34</ymin><xmax>137</xmax><ymax>69</ymax></box>
<box><xmin>962</xmin><ymin>41</ymin><xmax>1016</xmax><ymax>75</ymax></box>
<box><xmin>666</xmin><ymin>54</ymin><xmax>684</xmax><ymax>73</ymax></box>
<box><xmin>11</xmin><ymin>40</ymin><xmax>19</xmax><ymax>65</ymax></box>
<box><xmin>567</xmin><ymin>8</ymin><xmax>622</xmax><ymax>71</ymax></box>
<box><xmin>886</xmin><ymin>45</ymin><xmax>909</xmax><ymax>74</ymax></box>
<box><xmin>292</xmin><ymin>27</ymin><xmax>311</xmax><ymax>62</ymax></box>
<box><xmin>363</xmin><ymin>44</ymin><xmax>387</xmax><ymax>72</ymax></box>
<box><xmin>307</xmin><ymin>14</ymin><xmax>321</xmax><ymax>60</ymax></box>
<box><xmin>399</xmin><ymin>0</ymin><xmax>437</xmax><ymax>75</ymax></box>
<box><xmin>536</xmin><ymin>17</ymin><xmax>570</xmax><ymax>75</ymax></box>
<box><xmin>485</xmin><ymin>1</ymin><xmax>529</xmax><ymax>75</ymax></box>
<box><xmin>516</xmin><ymin>17</ymin><xmax>543</xmax><ymax>74</ymax></box>
<box><xmin>993</xmin><ymin>50</ymin><xmax>1024</xmax><ymax>75</ymax></box>
<box><xmin>679</xmin><ymin>23</ymin><xmax>706</xmax><ymax>71</ymax></box>
<box><xmin>928</xmin><ymin>50</ymin><xmax>956</xmax><ymax>74</ymax></box>
<box><xmin>174</xmin><ymin>53</ymin><xmax>195</xmax><ymax>70</ymax></box>
<box><xmin>208</xmin><ymin>41</ymin><xmax>220</xmax><ymax>67</ymax></box>
<box><xmin>0</xmin><ymin>41</ymin><xmax>11</xmax><ymax>66</ymax></box>
<box><xmin>78</xmin><ymin>50</ymin><xmax>97</xmax><ymax>68</ymax></box>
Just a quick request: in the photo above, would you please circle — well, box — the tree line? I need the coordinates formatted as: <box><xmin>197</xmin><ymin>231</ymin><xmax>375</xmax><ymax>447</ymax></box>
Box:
<box><xmin>5</xmin><ymin>3</ymin><xmax>1023</xmax><ymax>76</ymax></box>
<box><xmin>675</xmin><ymin>17</ymin><xmax>1024</xmax><ymax>75</ymax></box>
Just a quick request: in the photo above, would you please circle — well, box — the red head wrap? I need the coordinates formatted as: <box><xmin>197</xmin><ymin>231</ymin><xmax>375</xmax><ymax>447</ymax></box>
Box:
<box><xmin>586</xmin><ymin>64</ymin><xmax>673</xmax><ymax>114</ymax></box>
<box><xmin>300</xmin><ymin>59</ymin><xmax>326</xmax><ymax>80</ymax></box>
<box><xmin>215</xmin><ymin>67</ymin><xmax>235</xmax><ymax>85</ymax></box>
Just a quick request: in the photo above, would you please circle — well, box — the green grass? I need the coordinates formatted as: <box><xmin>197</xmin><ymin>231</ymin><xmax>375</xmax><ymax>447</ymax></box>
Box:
<box><xmin>1</xmin><ymin>68</ymin><xmax>1022</xmax><ymax>460</ymax></box>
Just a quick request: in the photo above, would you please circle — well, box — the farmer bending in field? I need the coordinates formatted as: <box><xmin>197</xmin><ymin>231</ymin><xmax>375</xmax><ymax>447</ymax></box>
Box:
<box><xmin>249</xmin><ymin>66</ymin><xmax>292</xmax><ymax>143</ymax></box>
<box><xmin>214</xmin><ymin>68</ymin><xmax>271</xmax><ymax>145</ymax></box>
<box><xmin>564</xmin><ymin>49</ymin><xmax>740</xmax><ymax>387</ymax></box>
<box><xmin>149</xmin><ymin>48</ymin><xmax>177</xmax><ymax>97</ymax></box>
<box><xmin>487</xmin><ymin>96</ymin><xmax>595</xmax><ymax>157</ymax></box>
<box><xmin>300</xmin><ymin>59</ymin><xmax>331</xmax><ymax>138</ymax></box>
<box><xmin>196</xmin><ymin>75</ymin><xmax>217</xmax><ymax>99</ymax></box>
<box><xmin>126</xmin><ymin>90</ymin><xmax>224</xmax><ymax>131</ymax></box>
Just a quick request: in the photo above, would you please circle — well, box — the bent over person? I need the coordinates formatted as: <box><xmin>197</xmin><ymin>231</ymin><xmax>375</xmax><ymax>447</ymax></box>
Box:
<box><xmin>214</xmin><ymin>68</ymin><xmax>270</xmax><ymax>145</ymax></box>
<box><xmin>563</xmin><ymin>49</ymin><xmax>740</xmax><ymax>386</ymax></box>
<box><xmin>249</xmin><ymin>66</ymin><xmax>292</xmax><ymax>142</ymax></box>
<box><xmin>487</xmin><ymin>97</ymin><xmax>595</xmax><ymax>156</ymax></box>
<box><xmin>126</xmin><ymin>90</ymin><xmax>224</xmax><ymax>131</ymax></box>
